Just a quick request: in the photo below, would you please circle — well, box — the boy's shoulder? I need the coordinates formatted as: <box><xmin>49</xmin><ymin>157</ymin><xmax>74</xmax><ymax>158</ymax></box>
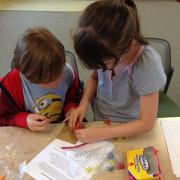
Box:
<box><xmin>0</xmin><ymin>69</ymin><xmax>20</xmax><ymax>84</ymax></box>
<box><xmin>0</xmin><ymin>69</ymin><xmax>24</xmax><ymax>107</ymax></box>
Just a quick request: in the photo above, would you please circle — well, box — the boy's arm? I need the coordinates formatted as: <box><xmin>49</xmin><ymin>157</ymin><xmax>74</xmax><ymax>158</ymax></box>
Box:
<box><xmin>0</xmin><ymin>83</ymin><xmax>28</xmax><ymax>128</ymax></box>
<box><xmin>0</xmin><ymin>111</ymin><xmax>28</xmax><ymax>128</ymax></box>
<box><xmin>0</xmin><ymin>92</ymin><xmax>28</xmax><ymax>128</ymax></box>
<box><xmin>0</xmin><ymin>69</ymin><xmax>28</xmax><ymax>128</ymax></box>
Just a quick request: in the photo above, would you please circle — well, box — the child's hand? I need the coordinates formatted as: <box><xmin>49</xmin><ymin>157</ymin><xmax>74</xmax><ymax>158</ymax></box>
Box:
<box><xmin>74</xmin><ymin>127</ymin><xmax>103</xmax><ymax>143</ymax></box>
<box><xmin>26</xmin><ymin>113</ymin><xmax>49</xmax><ymax>132</ymax></box>
<box><xmin>68</xmin><ymin>106</ymin><xmax>87</xmax><ymax>130</ymax></box>
<box><xmin>65</xmin><ymin>108</ymin><xmax>75</xmax><ymax>118</ymax></box>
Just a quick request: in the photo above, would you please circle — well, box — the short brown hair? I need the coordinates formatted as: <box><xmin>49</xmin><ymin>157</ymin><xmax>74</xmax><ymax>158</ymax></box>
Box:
<box><xmin>12</xmin><ymin>27</ymin><xmax>65</xmax><ymax>83</ymax></box>
<box><xmin>73</xmin><ymin>0</ymin><xmax>148</xmax><ymax>70</ymax></box>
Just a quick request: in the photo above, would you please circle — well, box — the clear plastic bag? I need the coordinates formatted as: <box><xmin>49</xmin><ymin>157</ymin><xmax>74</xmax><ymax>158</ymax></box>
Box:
<box><xmin>98</xmin><ymin>149</ymin><xmax>125</xmax><ymax>173</ymax></box>
<box><xmin>0</xmin><ymin>143</ymin><xmax>26</xmax><ymax>180</ymax></box>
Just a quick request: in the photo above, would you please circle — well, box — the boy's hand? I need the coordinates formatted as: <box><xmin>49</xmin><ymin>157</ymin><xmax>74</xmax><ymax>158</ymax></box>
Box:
<box><xmin>67</xmin><ymin>106</ymin><xmax>87</xmax><ymax>130</ymax></box>
<box><xmin>74</xmin><ymin>127</ymin><xmax>103</xmax><ymax>143</ymax></box>
<box><xmin>26</xmin><ymin>113</ymin><xmax>49</xmax><ymax>132</ymax></box>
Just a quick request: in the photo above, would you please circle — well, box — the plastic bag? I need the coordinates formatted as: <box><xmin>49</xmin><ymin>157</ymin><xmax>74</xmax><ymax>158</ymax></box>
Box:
<box><xmin>0</xmin><ymin>143</ymin><xmax>26</xmax><ymax>180</ymax></box>
<box><xmin>97</xmin><ymin>149</ymin><xmax>125</xmax><ymax>173</ymax></box>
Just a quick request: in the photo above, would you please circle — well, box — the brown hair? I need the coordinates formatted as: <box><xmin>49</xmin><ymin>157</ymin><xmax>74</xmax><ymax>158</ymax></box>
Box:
<box><xmin>12</xmin><ymin>27</ymin><xmax>65</xmax><ymax>83</ymax></box>
<box><xmin>73</xmin><ymin>0</ymin><xmax>148</xmax><ymax>70</ymax></box>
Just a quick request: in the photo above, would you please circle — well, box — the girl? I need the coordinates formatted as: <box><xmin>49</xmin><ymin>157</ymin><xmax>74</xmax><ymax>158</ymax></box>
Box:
<box><xmin>68</xmin><ymin>0</ymin><xmax>166</xmax><ymax>142</ymax></box>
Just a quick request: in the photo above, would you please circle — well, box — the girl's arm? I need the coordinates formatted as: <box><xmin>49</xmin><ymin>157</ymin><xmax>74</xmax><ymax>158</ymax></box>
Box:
<box><xmin>75</xmin><ymin>92</ymin><xmax>159</xmax><ymax>142</ymax></box>
<box><xmin>79</xmin><ymin>70</ymin><xmax>98</xmax><ymax>110</ymax></box>
<box><xmin>108</xmin><ymin>92</ymin><xmax>158</xmax><ymax>138</ymax></box>
<box><xmin>68</xmin><ymin>71</ymin><xmax>98</xmax><ymax>129</ymax></box>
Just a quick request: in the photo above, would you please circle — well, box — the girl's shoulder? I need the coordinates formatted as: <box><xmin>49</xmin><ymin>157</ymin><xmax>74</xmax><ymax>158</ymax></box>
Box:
<box><xmin>134</xmin><ymin>45</ymin><xmax>163</xmax><ymax>71</ymax></box>
<box><xmin>132</xmin><ymin>45</ymin><xmax>166</xmax><ymax>95</ymax></box>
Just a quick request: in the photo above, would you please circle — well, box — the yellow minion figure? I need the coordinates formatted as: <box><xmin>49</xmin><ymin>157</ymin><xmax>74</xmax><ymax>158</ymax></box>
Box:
<box><xmin>34</xmin><ymin>93</ymin><xmax>63</xmax><ymax>122</ymax></box>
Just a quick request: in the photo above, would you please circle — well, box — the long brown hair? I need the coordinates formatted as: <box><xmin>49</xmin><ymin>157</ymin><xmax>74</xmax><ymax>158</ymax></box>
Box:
<box><xmin>12</xmin><ymin>27</ymin><xmax>65</xmax><ymax>83</ymax></box>
<box><xmin>73</xmin><ymin>0</ymin><xmax>148</xmax><ymax>70</ymax></box>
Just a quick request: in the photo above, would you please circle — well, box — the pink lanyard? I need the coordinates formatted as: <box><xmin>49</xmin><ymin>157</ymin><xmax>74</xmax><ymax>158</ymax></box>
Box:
<box><xmin>106</xmin><ymin>45</ymin><xmax>144</xmax><ymax>96</ymax></box>
<box><xmin>121</xmin><ymin>45</ymin><xmax>144</xmax><ymax>80</ymax></box>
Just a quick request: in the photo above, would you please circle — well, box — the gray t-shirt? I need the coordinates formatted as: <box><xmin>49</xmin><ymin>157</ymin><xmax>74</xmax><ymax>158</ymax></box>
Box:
<box><xmin>20</xmin><ymin>63</ymin><xmax>74</xmax><ymax>122</ymax></box>
<box><xmin>92</xmin><ymin>45</ymin><xmax>167</xmax><ymax>122</ymax></box>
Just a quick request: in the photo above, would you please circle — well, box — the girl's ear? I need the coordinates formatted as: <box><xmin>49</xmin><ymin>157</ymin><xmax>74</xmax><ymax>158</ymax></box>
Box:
<box><xmin>127</xmin><ymin>39</ymin><xmax>136</xmax><ymax>51</ymax></box>
<box><xmin>122</xmin><ymin>39</ymin><xmax>137</xmax><ymax>55</ymax></box>
<box><xmin>131</xmin><ymin>39</ymin><xmax>136</xmax><ymax>46</ymax></box>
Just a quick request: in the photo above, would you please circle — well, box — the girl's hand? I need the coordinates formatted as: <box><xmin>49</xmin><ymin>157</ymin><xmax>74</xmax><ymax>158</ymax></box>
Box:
<box><xmin>68</xmin><ymin>106</ymin><xmax>87</xmax><ymax>130</ymax></box>
<box><xmin>65</xmin><ymin>108</ymin><xmax>75</xmax><ymax>118</ymax></box>
<box><xmin>74</xmin><ymin>127</ymin><xmax>104</xmax><ymax>143</ymax></box>
<box><xmin>26</xmin><ymin>113</ymin><xmax>49</xmax><ymax>131</ymax></box>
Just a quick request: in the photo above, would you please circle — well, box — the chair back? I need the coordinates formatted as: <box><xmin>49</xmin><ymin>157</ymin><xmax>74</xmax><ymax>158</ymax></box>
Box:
<box><xmin>65</xmin><ymin>50</ymin><xmax>84</xmax><ymax>91</ymax></box>
<box><xmin>65</xmin><ymin>50</ymin><xmax>79</xmax><ymax>76</ymax></box>
<box><xmin>147</xmin><ymin>38</ymin><xmax>174</xmax><ymax>93</ymax></box>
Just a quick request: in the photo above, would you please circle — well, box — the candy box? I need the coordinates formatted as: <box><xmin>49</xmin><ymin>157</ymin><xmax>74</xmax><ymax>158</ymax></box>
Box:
<box><xmin>127</xmin><ymin>147</ymin><xmax>162</xmax><ymax>180</ymax></box>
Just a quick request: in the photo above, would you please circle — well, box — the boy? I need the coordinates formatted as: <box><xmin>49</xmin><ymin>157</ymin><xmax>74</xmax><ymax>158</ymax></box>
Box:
<box><xmin>0</xmin><ymin>27</ymin><xmax>82</xmax><ymax>131</ymax></box>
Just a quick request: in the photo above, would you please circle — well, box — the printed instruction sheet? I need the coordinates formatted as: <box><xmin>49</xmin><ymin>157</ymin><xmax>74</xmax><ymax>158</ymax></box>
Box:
<box><xmin>25</xmin><ymin>139</ymin><xmax>114</xmax><ymax>180</ymax></box>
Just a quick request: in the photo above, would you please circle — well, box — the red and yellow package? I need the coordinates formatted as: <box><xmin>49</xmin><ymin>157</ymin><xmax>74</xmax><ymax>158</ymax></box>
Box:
<box><xmin>127</xmin><ymin>147</ymin><xmax>162</xmax><ymax>180</ymax></box>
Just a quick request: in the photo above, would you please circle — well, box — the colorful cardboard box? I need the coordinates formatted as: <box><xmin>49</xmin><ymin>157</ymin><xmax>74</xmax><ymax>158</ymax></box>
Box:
<box><xmin>127</xmin><ymin>147</ymin><xmax>162</xmax><ymax>180</ymax></box>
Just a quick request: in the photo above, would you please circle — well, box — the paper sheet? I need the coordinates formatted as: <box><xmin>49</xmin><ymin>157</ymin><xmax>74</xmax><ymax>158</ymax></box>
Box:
<box><xmin>25</xmin><ymin>139</ymin><xmax>114</xmax><ymax>180</ymax></box>
<box><xmin>161</xmin><ymin>118</ymin><xmax>180</xmax><ymax>177</ymax></box>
